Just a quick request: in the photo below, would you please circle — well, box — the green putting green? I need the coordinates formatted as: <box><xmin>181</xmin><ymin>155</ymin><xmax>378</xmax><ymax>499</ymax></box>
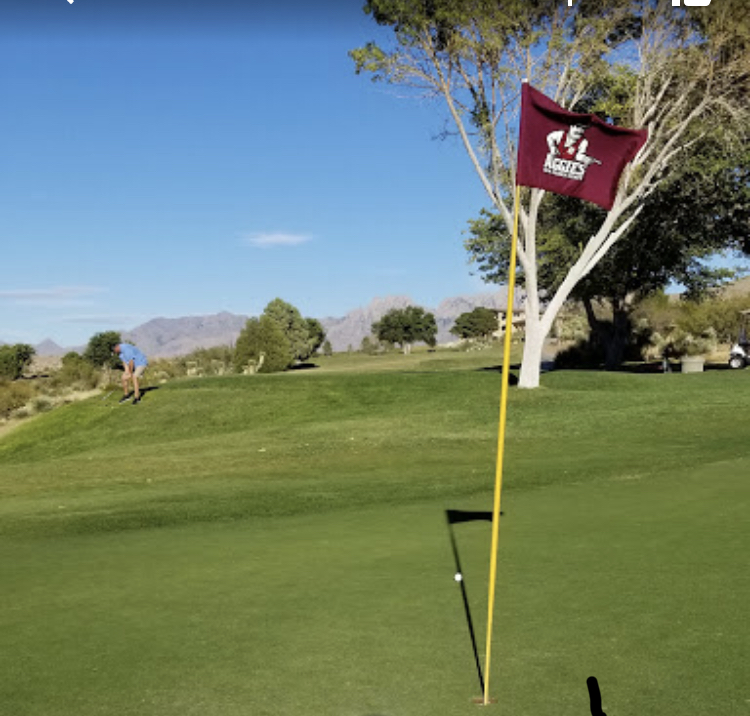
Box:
<box><xmin>1</xmin><ymin>361</ymin><xmax>748</xmax><ymax>715</ymax></box>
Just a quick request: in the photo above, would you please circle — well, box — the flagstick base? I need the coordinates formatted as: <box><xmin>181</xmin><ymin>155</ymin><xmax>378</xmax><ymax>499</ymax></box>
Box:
<box><xmin>472</xmin><ymin>697</ymin><xmax>498</xmax><ymax>706</ymax></box>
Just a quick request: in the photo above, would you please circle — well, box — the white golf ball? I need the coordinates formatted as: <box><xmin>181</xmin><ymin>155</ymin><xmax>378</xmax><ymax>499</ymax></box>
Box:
<box><xmin>454</xmin><ymin>572</ymin><xmax>463</xmax><ymax>582</ymax></box>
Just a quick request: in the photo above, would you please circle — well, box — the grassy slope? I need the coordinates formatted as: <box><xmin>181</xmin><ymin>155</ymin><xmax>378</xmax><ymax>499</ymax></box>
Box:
<box><xmin>1</xmin><ymin>353</ymin><xmax>748</xmax><ymax>715</ymax></box>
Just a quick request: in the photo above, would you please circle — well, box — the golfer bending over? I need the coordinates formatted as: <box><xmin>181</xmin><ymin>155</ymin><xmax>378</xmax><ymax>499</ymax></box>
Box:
<box><xmin>114</xmin><ymin>342</ymin><xmax>148</xmax><ymax>404</ymax></box>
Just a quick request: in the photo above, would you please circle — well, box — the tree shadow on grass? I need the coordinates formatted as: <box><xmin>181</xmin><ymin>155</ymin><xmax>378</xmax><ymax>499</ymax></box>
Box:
<box><xmin>477</xmin><ymin>365</ymin><xmax>520</xmax><ymax>385</ymax></box>
<box><xmin>606</xmin><ymin>360</ymin><xmax>730</xmax><ymax>374</ymax></box>
<box><xmin>289</xmin><ymin>362</ymin><xmax>319</xmax><ymax>371</ymax></box>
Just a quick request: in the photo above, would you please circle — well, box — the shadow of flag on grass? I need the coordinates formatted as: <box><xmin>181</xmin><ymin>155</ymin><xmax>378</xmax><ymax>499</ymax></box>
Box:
<box><xmin>445</xmin><ymin>509</ymin><xmax>495</xmax><ymax>694</ymax></box>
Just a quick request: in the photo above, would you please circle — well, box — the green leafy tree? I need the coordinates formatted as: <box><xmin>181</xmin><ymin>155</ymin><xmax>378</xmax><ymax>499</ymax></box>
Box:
<box><xmin>0</xmin><ymin>343</ymin><xmax>36</xmax><ymax>380</ymax></box>
<box><xmin>466</xmin><ymin>138</ymin><xmax>749</xmax><ymax>368</ymax></box>
<box><xmin>304</xmin><ymin>318</ymin><xmax>326</xmax><ymax>360</ymax></box>
<box><xmin>451</xmin><ymin>307</ymin><xmax>498</xmax><ymax>341</ymax></box>
<box><xmin>373</xmin><ymin>306</ymin><xmax>438</xmax><ymax>354</ymax></box>
<box><xmin>321</xmin><ymin>339</ymin><xmax>333</xmax><ymax>357</ymax></box>
<box><xmin>352</xmin><ymin>0</ymin><xmax>749</xmax><ymax>387</ymax></box>
<box><xmin>234</xmin><ymin>316</ymin><xmax>292</xmax><ymax>374</ymax></box>
<box><xmin>263</xmin><ymin>299</ymin><xmax>314</xmax><ymax>364</ymax></box>
<box><xmin>84</xmin><ymin>331</ymin><xmax>121</xmax><ymax>368</ymax></box>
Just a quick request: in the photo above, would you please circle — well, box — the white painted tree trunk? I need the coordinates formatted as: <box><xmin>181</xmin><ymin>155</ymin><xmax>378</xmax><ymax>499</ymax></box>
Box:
<box><xmin>518</xmin><ymin>313</ymin><xmax>545</xmax><ymax>388</ymax></box>
<box><xmin>511</xmin><ymin>198</ymin><xmax>643</xmax><ymax>388</ymax></box>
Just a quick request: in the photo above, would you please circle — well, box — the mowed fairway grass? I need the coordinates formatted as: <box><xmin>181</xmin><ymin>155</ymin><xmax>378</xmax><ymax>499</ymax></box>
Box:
<box><xmin>1</xmin><ymin>350</ymin><xmax>748</xmax><ymax>716</ymax></box>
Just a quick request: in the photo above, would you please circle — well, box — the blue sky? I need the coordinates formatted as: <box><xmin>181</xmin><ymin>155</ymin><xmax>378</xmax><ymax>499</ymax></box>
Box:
<box><xmin>0</xmin><ymin>0</ymin><xmax>496</xmax><ymax>347</ymax></box>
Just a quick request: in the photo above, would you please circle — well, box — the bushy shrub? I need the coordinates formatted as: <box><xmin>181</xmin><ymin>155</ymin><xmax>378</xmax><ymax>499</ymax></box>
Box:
<box><xmin>31</xmin><ymin>397</ymin><xmax>54</xmax><ymax>414</ymax></box>
<box><xmin>176</xmin><ymin>346</ymin><xmax>235</xmax><ymax>376</ymax></box>
<box><xmin>234</xmin><ymin>316</ymin><xmax>292</xmax><ymax>374</ymax></box>
<box><xmin>360</xmin><ymin>336</ymin><xmax>386</xmax><ymax>355</ymax></box>
<box><xmin>0</xmin><ymin>379</ymin><xmax>35</xmax><ymax>418</ymax></box>
<box><xmin>635</xmin><ymin>293</ymin><xmax>750</xmax><ymax>346</ymax></box>
<box><xmin>147</xmin><ymin>358</ymin><xmax>183</xmax><ymax>381</ymax></box>
<box><xmin>553</xmin><ymin>312</ymin><xmax>589</xmax><ymax>343</ymax></box>
<box><xmin>51</xmin><ymin>352</ymin><xmax>101</xmax><ymax>390</ymax></box>
<box><xmin>677</xmin><ymin>298</ymin><xmax>750</xmax><ymax>344</ymax></box>
<box><xmin>0</xmin><ymin>344</ymin><xmax>36</xmax><ymax>380</ymax></box>
<box><xmin>654</xmin><ymin>326</ymin><xmax>718</xmax><ymax>358</ymax></box>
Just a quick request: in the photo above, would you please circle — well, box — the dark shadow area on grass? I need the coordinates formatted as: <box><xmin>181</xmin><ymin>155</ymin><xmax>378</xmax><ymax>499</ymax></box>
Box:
<box><xmin>288</xmin><ymin>362</ymin><xmax>319</xmax><ymax>371</ymax></box>
<box><xmin>477</xmin><ymin>364</ymin><xmax>520</xmax><ymax>385</ymax></box>
<box><xmin>111</xmin><ymin>386</ymin><xmax>160</xmax><ymax>403</ymax></box>
<box><xmin>611</xmin><ymin>361</ymin><xmax>667</xmax><ymax>374</ymax></box>
<box><xmin>445</xmin><ymin>509</ymin><xmax>495</xmax><ymax>694</ymax></box>
<box><xmin>578</xmin><ymin>360</ymin><xmax>733</xmax><ymax>374</ymax></box>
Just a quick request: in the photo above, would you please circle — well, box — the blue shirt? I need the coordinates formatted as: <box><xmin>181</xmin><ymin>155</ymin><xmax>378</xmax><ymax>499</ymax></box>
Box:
<box><xmin>119</xmin><ymin>343</ymin><xmax>148</xmax><ymax>367</ymax></box>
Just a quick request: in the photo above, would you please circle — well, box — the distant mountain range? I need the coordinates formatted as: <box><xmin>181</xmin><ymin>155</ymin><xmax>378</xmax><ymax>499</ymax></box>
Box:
<box><xmin>11</xmin><ymin>290</ymin><xmax>526</xmax><ymax>359</ymax></box>
<box><xmin>122</xmin><ymin>312</ymin><xmax>249</xmax><ymax>358</ymax></box>
<box><xmin>321</xmin><ymin>291</ymin><xmax>524</xmax><ymax>352</ymax></box>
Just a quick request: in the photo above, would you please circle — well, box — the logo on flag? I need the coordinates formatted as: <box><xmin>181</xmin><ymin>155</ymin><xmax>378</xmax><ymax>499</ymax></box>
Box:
<box><xmin>516</xmin><ymin>84</ymin><xmax>648</xmax><ymax>210</ymax></box>
<box><xmin>544</xmin><ymin>123</ymin><xmax>601</xmax><ymax>182</ymax></box>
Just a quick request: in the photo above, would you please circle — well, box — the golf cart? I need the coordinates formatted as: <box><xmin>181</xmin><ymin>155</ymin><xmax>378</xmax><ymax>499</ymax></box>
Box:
<box><xmin>728</xmin><ymin>309</ymin><xmax>750</xmax><ymax>369</ymax></box>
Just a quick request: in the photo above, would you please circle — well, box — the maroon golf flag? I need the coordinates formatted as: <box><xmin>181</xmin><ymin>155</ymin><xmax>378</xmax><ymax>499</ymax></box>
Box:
<box><xmin>516</xmin><ymin>83</ymin><xmax>648</xmax><ymax>210</ymax></box>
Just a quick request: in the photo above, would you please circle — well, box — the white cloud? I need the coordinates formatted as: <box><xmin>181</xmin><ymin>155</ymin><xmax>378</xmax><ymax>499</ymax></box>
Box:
<box><xmin>243</xmin><ymin>232</ymin><xmax>313</xmax><ymax>248</ymax></box>
<box><xmin>0</xmin><ymin>286</ymin><xmax>104</xmax><ymax>307</ymax></box>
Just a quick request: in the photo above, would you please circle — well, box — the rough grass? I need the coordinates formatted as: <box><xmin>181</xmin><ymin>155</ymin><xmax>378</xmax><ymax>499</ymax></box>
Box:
<box><xmin>1</xmin><ymin>358</ymin><xmax>748</xmax><ymax>715</ymax></box>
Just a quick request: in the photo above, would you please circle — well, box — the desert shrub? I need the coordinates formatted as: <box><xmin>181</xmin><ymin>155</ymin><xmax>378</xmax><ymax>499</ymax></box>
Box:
<box><xmin>51</xmin><ymin>353</ymin><xmax>101</xmax><ymax>390</ymax></box>
<box><xmin>146</xmin><ymin>358</ymin><xmax>183</xmax><ymax>380</ymax></box>
<box><xmin>0</xmin><ymin>380</ymin><xmax>35</xmax><ymax>418</ymax></box>
<box><xmin>635</xmin><ymin>293</ymin><xmax>750</xmax><ymax>346</ymax></box>
<box><xmin>454</xmin><ymin>338</ymin><xmax>495</xmax><ymax>352</ymax></box>
<box><xmin>0</xmin><ymin>344</ymin><xmax>36</xmax><ymax>380</ymax></box>
<box><xmin>677</xmin><ymin>298</ymin><xmax>750</xmax><ymax>344</ymax></box>
<box><xmin>553</xmin><ymin>311</ymin><xmax>589</xmax><ymax>343</ymax></box>
<box><xmin>31</xmin><ymin>397</ymin><xmax>54</xmax><ymax>414</ymax></box>
<box><xmin>360</xmin><ymin>336</ymin><xmax>386</xmax><ymax>355</ymax></box>
<box><xmin>654</xmin><ymin>326</ymin><xmax>718</xmax><ymax>358</ymax></box>
<box><xmin>173</xmin><ymin>346</ymin><xmax>235</xmax><ymax>377</ymax></box>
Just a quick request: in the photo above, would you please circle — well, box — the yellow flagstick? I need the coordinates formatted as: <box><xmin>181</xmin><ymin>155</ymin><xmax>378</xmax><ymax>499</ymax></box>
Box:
<box><xmin>482</xmin><ymin>183</ymin><xmax>522</xmax><ymax>706</ymax></box>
